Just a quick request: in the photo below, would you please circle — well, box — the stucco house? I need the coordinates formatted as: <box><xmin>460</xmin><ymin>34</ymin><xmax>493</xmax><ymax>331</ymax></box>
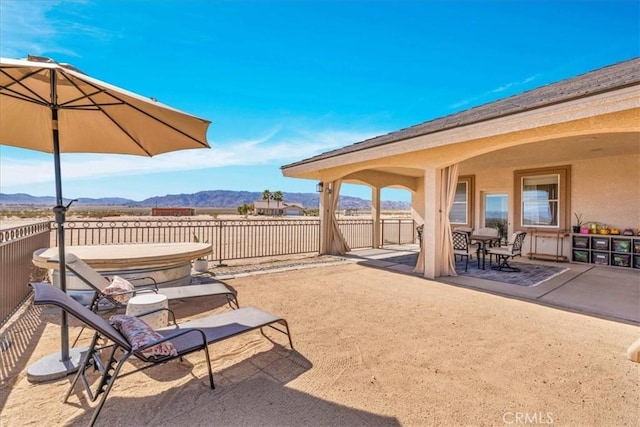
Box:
<box><xmin>281</xmin><ymin>58</ymin><xmax>640</xmax><ymax>279</ymax></box>
<box><xmin>253</xmin><ymin>201</ymin><xmax>305</xmax><ymax>216</ymax></box>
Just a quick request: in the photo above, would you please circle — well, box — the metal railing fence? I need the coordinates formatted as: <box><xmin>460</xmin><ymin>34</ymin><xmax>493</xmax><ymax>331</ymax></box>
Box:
<box><xmin>381</xmin><ymin>219</ymin><xmax>419</xmax><ymax>245</ymax></box>
<box><xmin>49</xmin><ymin>218</ymin><xmax>418</xmax><ymax>261</ymax></box>
<box><xmin>1</xmin><ymin>217</ymin><xmax>418</xmax><ymax>325</ymax></box>
<box><xmin>338</xmin><ymin>219</ymin><xmax>374</xmax><ymax>249</ymax></box>
<box><xmin>0</xmin><ymin>221</ymin><xmax>51</xmax><ymax>327</ymax></box>
<box><xmin>51</xmin><ymin>219</ymin><xmax>322</xmax><ymax>265</ymax></box>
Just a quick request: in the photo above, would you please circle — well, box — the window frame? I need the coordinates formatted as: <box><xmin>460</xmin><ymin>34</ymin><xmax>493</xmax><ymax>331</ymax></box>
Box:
<box><xmin>483</xmin><ymin>192</ymin><xmax>509</xmax><ymax>238</ymax></box>
<box><xmin>449</xmin><ymin>175</ymin><xmax>475</xmax><ymax>230</ymax></box>
<box><xmin>514</xmin><ymin>165</ymin><xmax>571</xmax><ymax>232</ymax></box>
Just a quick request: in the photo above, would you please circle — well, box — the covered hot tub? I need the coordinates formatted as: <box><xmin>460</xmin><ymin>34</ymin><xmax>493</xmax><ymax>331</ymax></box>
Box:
<box><xmin>33</xmin><ymin>242</ymin><xmax>212</xmax><ymax>305</ymax></box>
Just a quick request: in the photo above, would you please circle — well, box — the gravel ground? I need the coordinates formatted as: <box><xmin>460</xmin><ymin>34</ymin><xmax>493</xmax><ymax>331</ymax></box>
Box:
<box><xmin>203</xmin><ymin>253</ymin><xmax>351</xmax><ymax>279</ymax></box>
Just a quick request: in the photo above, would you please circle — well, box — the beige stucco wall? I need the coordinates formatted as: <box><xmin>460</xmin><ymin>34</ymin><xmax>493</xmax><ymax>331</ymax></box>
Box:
<box><xmin>418</xmin><ymin>152</ymin><xmax>640</xmax><ymax>260</ymax></box>
<box><xmin>412</xmin><ymin>179</ymin><xmax>425</xmax><ymax>225</ymax></box>
<box><xmin>571</xmin><ymin>153</ymin><xmax>640</xmax><ymax>231</ymax></box>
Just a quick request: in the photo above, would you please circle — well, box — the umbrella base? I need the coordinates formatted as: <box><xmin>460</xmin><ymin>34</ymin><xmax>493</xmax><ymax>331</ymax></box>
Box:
<box><xmin>27</xmin><ymin>347</ymin><xmax>87</xmax><ymax>382</ymax></box>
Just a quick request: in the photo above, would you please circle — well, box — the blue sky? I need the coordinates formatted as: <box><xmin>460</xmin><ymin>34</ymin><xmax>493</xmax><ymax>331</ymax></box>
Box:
<box><xmin>1</xmin><ymin>1</ymin><xmax>638</xmax><ymax>202</ymax></box>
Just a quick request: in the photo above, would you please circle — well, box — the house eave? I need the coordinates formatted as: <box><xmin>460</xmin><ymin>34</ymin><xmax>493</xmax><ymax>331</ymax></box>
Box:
<box><xmin>281</xmin><ymin>57</ymin><xmax>640</xmax><ymax>178</ymax></box>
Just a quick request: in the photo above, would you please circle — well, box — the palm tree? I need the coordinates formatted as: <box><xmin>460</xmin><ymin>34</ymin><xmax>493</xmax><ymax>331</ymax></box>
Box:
<box><xmin>272</xmin><ymin>191</ymin><xmax>283</xmax><ymax>216</ymax></box>
<box><xmin>262</xmin><ymin>189</ymin><xmax>272</xmax><ymax>216</ymax></box>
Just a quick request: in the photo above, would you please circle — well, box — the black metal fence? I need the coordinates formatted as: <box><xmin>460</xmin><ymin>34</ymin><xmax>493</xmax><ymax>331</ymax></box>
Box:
<box><xmin>0</xmin><ymin>221</ymin><xmax>51</xmax><ymax>326</ymax></box>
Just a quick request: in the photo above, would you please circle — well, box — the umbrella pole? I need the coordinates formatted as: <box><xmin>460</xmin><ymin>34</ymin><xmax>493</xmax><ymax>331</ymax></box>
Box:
<box><xmin>26</xmin><ymin>72</ymin><xmax>84</xmax><ymax>382</ymax></box>
<box><xmin>52</xmin><ymin>118</ymin><xmax>70</xmax><ymax>363</ymax></box>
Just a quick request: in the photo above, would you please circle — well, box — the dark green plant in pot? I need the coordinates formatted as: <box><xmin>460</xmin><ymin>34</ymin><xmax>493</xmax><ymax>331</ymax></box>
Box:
<box><xmin>573</xmin><ymin>213</ymin><xmax>584</xmax><ymax>233</ymax></box>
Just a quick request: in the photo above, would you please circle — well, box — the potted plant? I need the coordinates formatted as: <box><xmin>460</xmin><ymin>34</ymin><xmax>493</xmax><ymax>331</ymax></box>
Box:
<box><xmin>573</xmin><ymin>213</ymin><xmax>583</xmax><ymax>234</ymax></box>
<box><xmin>192</xmin><ymin>233</ymin><xmax>209</xmax><ymax>272</ymax></box>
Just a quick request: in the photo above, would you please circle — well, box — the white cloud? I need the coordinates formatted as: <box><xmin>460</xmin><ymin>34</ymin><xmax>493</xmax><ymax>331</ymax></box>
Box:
<box><xmin>450</xmin><ymin>74</ymin><xmax>541</xmax><ymax>110</ymax></box>
<box><xmin>0</xmin><ymin>0</ymin><xmax>107</xmax><ymax>59</ymax></box>
<box><xmin>0</xmin><ymin>127</ymin><xmax>377</xmax><ymax>189</ymax></box>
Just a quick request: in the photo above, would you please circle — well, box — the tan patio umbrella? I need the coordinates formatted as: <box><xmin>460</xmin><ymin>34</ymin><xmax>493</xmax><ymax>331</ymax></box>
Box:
<box><xmin>0</xmin><ymin>55</ymin><xmax>211</xmax><ymax>380</ymax></box>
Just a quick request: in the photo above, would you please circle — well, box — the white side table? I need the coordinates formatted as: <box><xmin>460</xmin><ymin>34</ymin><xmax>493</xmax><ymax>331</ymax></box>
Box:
<box><xmin>126</xmin><ymin>293</ymin><xmax>169</xmax><ymax>329</ymax></box>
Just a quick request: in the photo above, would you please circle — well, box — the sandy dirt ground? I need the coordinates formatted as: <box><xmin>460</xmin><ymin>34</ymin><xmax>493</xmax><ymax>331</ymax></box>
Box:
<box><xmin>1</xmin><ymin>262</ymin><xmax>638</xmax><ymax>426</ymax></box>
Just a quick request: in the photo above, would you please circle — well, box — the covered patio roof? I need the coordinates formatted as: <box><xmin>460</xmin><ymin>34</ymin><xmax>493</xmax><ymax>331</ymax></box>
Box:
<box><xmin>281</xmin><ymin>57</ymin><xmax>640</xmax><ymax>280</ymax></box>
<box><xmin>281</xmin><ymin>57</ymin><xmax>640</xmax><ymax>183</ymax></box>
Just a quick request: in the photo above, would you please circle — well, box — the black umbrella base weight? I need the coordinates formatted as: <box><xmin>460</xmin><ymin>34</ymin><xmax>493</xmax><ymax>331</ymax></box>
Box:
<box><xmin>27</xmin><ymin>347</ymin><xmax>86</xmax><ymax>382</ymax></box>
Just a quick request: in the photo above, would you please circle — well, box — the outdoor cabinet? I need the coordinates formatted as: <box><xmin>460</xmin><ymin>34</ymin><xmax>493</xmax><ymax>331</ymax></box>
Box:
<box><xmin>571</xmin><ymin>234</ymin><xmax>640</xmax><ymax>269</ymax></box>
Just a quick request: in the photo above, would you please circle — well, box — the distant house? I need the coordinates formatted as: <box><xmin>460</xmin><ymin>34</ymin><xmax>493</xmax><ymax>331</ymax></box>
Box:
<box><xmin>282</xmin><ymin>203</ymin><xmax>305</xmax><ymax>216</ymax></box>
<box><xmin>151</xmin><ymin>207</ymin><xmax>195</xmax><ymax>217</ymax></box>
<box><xmin>253</xmin><ymin>201</ymin><xmax>304</xmax><ymax>216</ymax></box>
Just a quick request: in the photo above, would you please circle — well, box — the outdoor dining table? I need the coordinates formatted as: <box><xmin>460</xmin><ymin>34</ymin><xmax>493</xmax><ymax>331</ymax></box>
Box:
<box><xmin>470</xmin><ymin>235</ymin><xmax>502</xmax><ymax>270</ymax></box>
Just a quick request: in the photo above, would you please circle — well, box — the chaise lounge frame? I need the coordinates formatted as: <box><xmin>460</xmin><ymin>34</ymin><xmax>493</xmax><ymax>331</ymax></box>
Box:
<box><xmin>30</xmin><ymin>283</ymin><xmax>293</xmax><ymax>426</ymax></box>
<box><xmin>53</xmin><ymin>253</ymin><xmax>239</xmax><ymax>312</ymax></box>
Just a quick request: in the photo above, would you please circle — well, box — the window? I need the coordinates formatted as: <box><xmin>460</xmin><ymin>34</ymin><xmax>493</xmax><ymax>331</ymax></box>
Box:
<box><xmin>484</xmin><ymin>193</ymin><xmax>508</xmax><ymax>239</ymax></box>
<box><xmin>449</xmin><ymin>175</ymin><xmax>474</xmax><ymax>229</ymax></box>
<box><xmin>522</xmin><ymin>175</ymin><xmax>558</xmax><ymax>226</ymax></box>
<box><xmin>514</xmin><ymin>166</ymin><xmax>570</xmax><ymax>231</ymax></box>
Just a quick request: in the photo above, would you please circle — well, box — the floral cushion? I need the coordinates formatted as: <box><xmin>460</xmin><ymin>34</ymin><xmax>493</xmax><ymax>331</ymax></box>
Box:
<box><xmin>103</xmin><ymin>276</ymin><xmax>135</xmax><ymax>304</ymax></box>
<box><xmin>110</xmin><ymin>314</ymin><xmax>178</xmax><ymax>359</ymax></box>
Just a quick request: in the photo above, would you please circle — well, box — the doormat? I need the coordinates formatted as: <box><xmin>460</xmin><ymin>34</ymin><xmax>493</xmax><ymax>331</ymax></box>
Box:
<box><xmin>455</xmin><ymin>260</ymin><xmax>568</xmax><ymax>287</ymax></box>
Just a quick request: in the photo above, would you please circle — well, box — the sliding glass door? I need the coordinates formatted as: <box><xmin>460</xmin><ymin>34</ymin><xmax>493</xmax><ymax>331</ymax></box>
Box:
<box><xmin>484</xmin><ymin>193</ymin><xmax>508</xmax><ymax>241</ymax></box>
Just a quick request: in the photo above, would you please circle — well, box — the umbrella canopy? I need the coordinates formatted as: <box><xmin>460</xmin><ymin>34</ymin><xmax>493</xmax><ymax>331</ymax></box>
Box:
<box><xmin>0</xmin><ymin>55</ymin><xmax>211</xmax><ymax>380</ymax></box>
<box><xmin>0</xmin><ymin>55</ymin><xmax>210</xmax><ymax>154</ymax></box>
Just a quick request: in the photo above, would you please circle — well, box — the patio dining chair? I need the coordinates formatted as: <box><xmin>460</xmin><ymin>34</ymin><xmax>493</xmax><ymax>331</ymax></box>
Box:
<box><xmin>486</xmin><ymin>231</ymin><xmax>527</xmax><ymax>272</ymax></box>
<box><xmin>452</xmin><ymin>226</ymin><xmax>472</xmax><ymax>236</ymax></box>
<box><xmin>29</xmin><ymin>282</ymin><xmax>293</xmax><ymax>427</ymax></box>
<box><xmin>452</xmin><ymin>230</ymin><xmax>479</xmax><ymax>272</ymax></box>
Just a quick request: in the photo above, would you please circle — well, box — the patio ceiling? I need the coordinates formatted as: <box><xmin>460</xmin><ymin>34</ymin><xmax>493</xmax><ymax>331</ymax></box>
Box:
<box><xmin>459</xmin><ymin>132</ymin><xmax>639</xmax><ymax>174</ymax></box>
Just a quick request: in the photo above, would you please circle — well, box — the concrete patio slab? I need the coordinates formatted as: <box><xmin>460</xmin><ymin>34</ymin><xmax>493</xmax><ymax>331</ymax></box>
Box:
<box><xmin>538</xmin><ymin>265</ymin><xmax>640</xmax><ymax>324</ymax></box>
<box><xmin>346</xmin><ymin>246</ymin><xmax>640</xmax><ymax>324</ymax></box>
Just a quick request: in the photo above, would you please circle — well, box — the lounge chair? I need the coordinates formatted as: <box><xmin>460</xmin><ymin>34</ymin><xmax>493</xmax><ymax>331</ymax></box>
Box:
<box><xmin>51</xmin><ymin>253</ymin><xmax>239</xmax><ymax>312</ymax></box>
<box><xmin>30</xmin><ymin>282</ymin><xmax>293</xmax><ymax>426</ymax></box>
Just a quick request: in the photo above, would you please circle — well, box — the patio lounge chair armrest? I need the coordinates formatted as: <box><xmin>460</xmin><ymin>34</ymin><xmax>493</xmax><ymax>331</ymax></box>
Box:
<box><xmin>133</xmin><ymin>286</ymin><xmax>159</xmax><ymax>295</ymax></box>
<box><xmin>128</xmin><ymin>307</ymin><xmax>178</xmax><ymax>325</ymax></box>
<box><xmin>133</xmin><ymin>328</ymin><xmax>210</xmax><ymax>362</ymax></box>
<box><xmin>105</xmin><ymin>288</ymin><xmax>137</xmax><ymax>297</ymax></box>
<box><xmin>138</xmin><ymin>327</ymin><xmax>206</xmax><ymax>351</ymax></box>
<box><xmin>159</xmin><ymin>327</ymin><xmax>208</xmax><ymax>347</ymax></box>
<box><xmin>128</xmin><ymin>276</ymin><xmax>159</xmax><ymax>292</ymax></box>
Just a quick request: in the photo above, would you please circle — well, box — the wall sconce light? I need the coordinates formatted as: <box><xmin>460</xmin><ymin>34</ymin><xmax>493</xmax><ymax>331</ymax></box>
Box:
<box><xmin>316</xmin><ymin>182</ymin><xmax>332</xmax><ymax>194</ymax></box>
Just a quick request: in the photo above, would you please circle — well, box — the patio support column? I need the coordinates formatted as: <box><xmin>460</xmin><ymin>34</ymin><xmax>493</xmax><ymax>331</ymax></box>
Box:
<box><xmin>318</xmin><ymin>181</ymin><xmax>331</xmax><ymax>254</ymax></box>
<box><xmin>372</xmin><ymin>186</ymin><xmax>381</xmax><ymax>248</ymax></box>
<box><xmin>422</xmin><ymin>167</ymin><xmax>441</xmax><ymax>279</ymax></box>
